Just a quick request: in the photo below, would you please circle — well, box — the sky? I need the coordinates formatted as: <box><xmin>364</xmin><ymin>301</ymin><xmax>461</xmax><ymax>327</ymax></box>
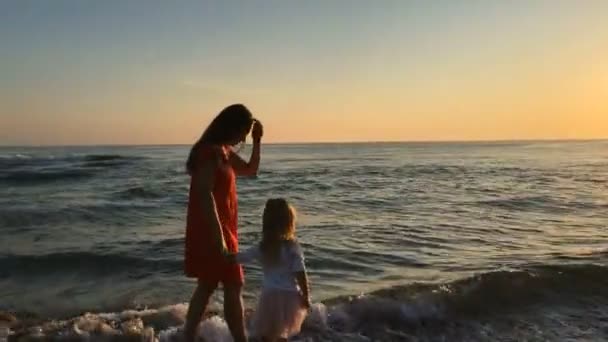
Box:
<box><xmin>1</xmin><ymin>0</ymin><xmax>607</xmax><ymax>145</ymax></box>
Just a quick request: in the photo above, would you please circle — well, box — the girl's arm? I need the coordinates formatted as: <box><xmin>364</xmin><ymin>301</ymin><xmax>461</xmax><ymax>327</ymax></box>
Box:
<box><xmin>196</xmin><ymin>152</ymin><xmax>227</xmax><ymax>253</ymax></box>
<box><xmin>295</xmin><ymin>271</ymin><xmax>311</xmax><ymax>309</ymax></box>
<box><xmin>229</xmin><ymin>121</ymin><xmax>263</xmax><ymax>176</ymax></box>
<box><xmin>236</xmin><ymin>245</ymin><xmax>261</xmax><ymax>264</ymax></box>
<box><xmin>291</xmin><ymin>242</ymin><xmax>311</xmax><ymax>308</ymax></box>
<box><xmin>224</xmin><ymin>245</ymin><xmax>260</xmax><ymax>264</ymax></box>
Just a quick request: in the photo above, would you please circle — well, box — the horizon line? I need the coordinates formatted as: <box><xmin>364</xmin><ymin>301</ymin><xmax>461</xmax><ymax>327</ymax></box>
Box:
<box><xmin>0</xmin><ymin>137</ymin><xmax>606</xmax><ymax>148</ymax></box>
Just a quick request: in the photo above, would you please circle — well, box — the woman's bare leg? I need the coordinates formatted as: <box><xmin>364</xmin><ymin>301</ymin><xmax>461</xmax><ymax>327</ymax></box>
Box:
<box><xmin>223</xmin><ymin>283</ymin><xmax>247</xmax><ymax>342</ymax></box>
<box><xmin>184</xmin><ymin>280</ymin><xmax>218</xmax><ymax>342</ymax></box>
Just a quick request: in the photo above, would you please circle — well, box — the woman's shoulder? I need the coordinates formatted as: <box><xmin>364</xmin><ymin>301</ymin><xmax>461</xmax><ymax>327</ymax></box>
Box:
<box><xmin>198</xmin><ymin>143</ymin><xmax>222</xmax><ymax>155</ymax></box>
<box><xmin>197</xmin><ymin>144</ymin><xmax>228</xmax><ymax>162</ymax></box>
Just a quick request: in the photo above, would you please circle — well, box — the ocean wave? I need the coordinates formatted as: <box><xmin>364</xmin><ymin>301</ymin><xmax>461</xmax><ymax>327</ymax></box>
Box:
<box><xmin>550</xmin><ymin>248</ymin><xmax>608</xmax><ymax>262</ymax></box>
<box><xmin>114</xmin><ymin>186</ymin><xmax>165</xmax><ymax>200</ymax></box>
<box><xmin>4</xmin><ymin>263</ymin><xmax>607</xmax><ymax>341</ymax></box>
<box><xmin>475</xmin><ymin>195</ymin><xmax>606</xmax><ymax>213</ymax></box>
<box><xmin>305</xmin><ymin>264</ymin><xmax>608</xmax><ymax>340</ymax></box>
<box><xmin>272</xmin><ymin>156</ymin><xmax>387</xmax><ymax>163</ymax></box>
<box><xmin>81</xmin><ymin>154</ymin><xmax>143</xmax><ymax>168</ymax></box>
<box><xmin>82</xmin><ymin>155</ymin><xmax>128</xmax><ymax>162</ymax></box>
<box><xmin>0</xmin><ymin>154</ymin><xmax>143</xmax><ymax>177</ymax></box>
<box><xmin>319</xmin><ymin>264</ymin><xmax>608</xmax><ymax>322</ymax></box>
<box><xmin>0</xmin><ymin>202</ymin><xmax>165</xmax><ymax>229</ymax></box>
<box><xmin>394</xmin><ymin>164</ymin><xmax>469</xmax><ymax>177</ymax></box>
<box><xmin>0</xmin><ymin>252</ymin><xmax>181</xmax><ymax>279</ymax></box>
<box><xmin>574</xmin><ymin>177</ymin><xmax>607</xmax><ymax>184</ymax></box>
<box><xmin>0</xmin><ymin>169</ymin><xmax>96</xmax><ymax>185</ymax></box>
<box><xmin>0</xmin><ymin>153</ymin><xmax>33</xmax><ymax>161</ymax></box>
<box><xmin>0</xmin><ymin>155</ymin><xmax>145</xmax><ymax>187</ymax></box>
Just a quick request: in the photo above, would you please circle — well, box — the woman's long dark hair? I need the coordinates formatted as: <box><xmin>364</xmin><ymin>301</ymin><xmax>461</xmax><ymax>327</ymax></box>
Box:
<box><xmin>186</xmin><ymin>104</ymin><xmax>254</xmax><ymax>175</ymax></box>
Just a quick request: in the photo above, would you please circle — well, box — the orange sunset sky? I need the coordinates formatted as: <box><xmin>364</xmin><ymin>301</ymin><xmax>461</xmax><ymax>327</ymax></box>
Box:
<box><xmin>1</xmin><ymin>1</ymin><xmax>607</xmax><ymax>145</ymax></box>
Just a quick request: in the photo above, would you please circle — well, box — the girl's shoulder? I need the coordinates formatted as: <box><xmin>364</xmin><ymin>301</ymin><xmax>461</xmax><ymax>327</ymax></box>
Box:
<box><xmin>283</xmin><ymin>239</ymin><xmax>303</xmax><ymax>256</ymax></box>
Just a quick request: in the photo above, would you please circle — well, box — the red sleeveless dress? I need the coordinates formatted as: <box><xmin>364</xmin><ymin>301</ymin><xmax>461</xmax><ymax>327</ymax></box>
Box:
<box><xmin>184</xmin><ymin>144</ymin><xmax>243</xmax><ymax>285</ymax></box>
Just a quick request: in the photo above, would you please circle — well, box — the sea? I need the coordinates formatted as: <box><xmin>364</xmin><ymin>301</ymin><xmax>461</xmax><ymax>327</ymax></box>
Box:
<box><xmin>1</xmin><ymin>141</ymin><xmax>607</xmax><ymax>341</ymax></box>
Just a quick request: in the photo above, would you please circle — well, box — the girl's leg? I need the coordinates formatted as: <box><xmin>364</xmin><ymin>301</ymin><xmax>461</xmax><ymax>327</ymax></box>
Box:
<box><xmin>184</xmin><ymin>279</ymin><xmax>218</xmax><ymax>342</ymax></box>
<box><xmin>224</xmin><ymin>283</ymin><xmax>247</xmax><ymax>342</ymax></box>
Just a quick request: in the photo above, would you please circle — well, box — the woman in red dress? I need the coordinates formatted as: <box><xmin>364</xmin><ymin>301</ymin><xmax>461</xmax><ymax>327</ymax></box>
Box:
<box><xmin>184</xmin><ymin>104</ymin><xmax>263</xmax><ymax>342</ymax></box>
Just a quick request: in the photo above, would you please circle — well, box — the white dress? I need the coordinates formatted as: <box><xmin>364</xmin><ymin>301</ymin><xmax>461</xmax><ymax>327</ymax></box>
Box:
<box><xmin>237</xmin><ymin>240</ymin><xmax>308</xmax><ymax>338</ymax></box>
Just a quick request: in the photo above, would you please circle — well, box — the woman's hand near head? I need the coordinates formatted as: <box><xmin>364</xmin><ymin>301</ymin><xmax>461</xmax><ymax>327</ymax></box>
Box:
<box><xmin>251</xmin><ymin>120</ymin><xmax>263</xmax><ymax>142</ymax></box>
<box><xmin>230</xmin><ymin>120</ymin><xmax>263</xmax><ymax>176</ymax></box>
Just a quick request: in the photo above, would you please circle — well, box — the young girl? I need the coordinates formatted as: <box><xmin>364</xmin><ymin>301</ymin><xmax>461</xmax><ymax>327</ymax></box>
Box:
<box><xmin>228</xmin><ymin>198</ymin><xmax>311</xmax><ymax>342</ymax></box>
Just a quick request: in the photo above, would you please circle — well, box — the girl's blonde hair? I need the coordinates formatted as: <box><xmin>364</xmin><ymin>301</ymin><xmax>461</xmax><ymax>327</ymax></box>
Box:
<box><xmin>260</xmin><ymin>198</ymin><xmax>297</xmax><ymax>265</ymax></box>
